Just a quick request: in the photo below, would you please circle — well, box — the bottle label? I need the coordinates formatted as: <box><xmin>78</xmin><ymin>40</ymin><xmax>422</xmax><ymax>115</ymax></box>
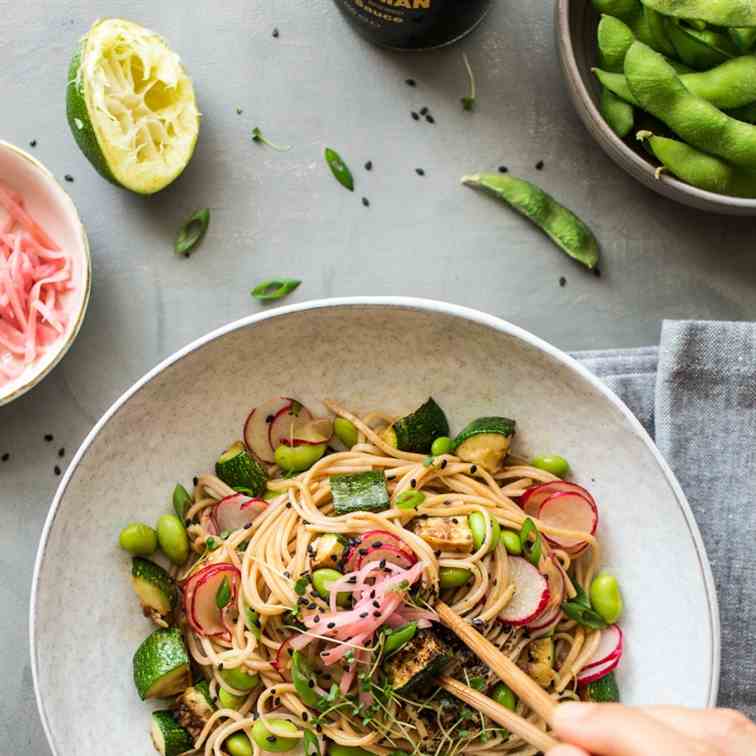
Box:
<box><xmin>344</xmin><ymin>0</ymin><xmax>431</xmax><ymax>30</ymax></box>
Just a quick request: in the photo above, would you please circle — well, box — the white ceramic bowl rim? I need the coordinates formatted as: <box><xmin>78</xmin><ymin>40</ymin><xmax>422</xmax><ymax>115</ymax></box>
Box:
<box><xmin>30</xmin><ymin>297</ymin><xmax>721</xmax><ymax>754</ymax></box>
<box><xmin>556</xmin><ymin>0</ymin><xmax>756</xmax><ymax>210</ymax></box>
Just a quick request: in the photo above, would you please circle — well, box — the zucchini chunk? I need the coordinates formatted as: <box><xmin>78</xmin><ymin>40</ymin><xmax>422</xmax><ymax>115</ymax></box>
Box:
<box><xmin>151</xmin><ymin>710</ymin><xmax>194</xmax><ymax>756</ymax></box>
<box><xmin>175</xmin><ymin>682</ymin><xmax>215</xmax><ymax>738</ymax></box>
<box><xmin>215</xmin><ymin>441</ymin><xmax>267</xmax><ymax>495</ymax></box>
<box><xmin>413</xmin><ymin>516</ymin><xmax>473</xmax><ymax>554</ymax></box>
<box><xmin>384</xmin><ymin>628</ymin><xmax>452</xmax><ymax>694</ymax></box>
<box><xmin>330</xmin><ymin>470</ymin><xmax>389</xmax><ymax>514</ymax></box>
<box><xmin>452</xmin><ymin>417</ymin><xmax>516</xmax><ymax>472</ymax></box>
<box><xmin>581</xmin><ymin>671</ymin><xmax>620</xmax><ymax>703</ymax></box>
<box><xmin>526</xmin><ymin>638</ymin><xmax>554</xmax><ymax>688</ymax></box>
<box><xmin>131</xmin><ymin>557</ymin><xmax>178</xmax><ymax>621</ymax></box>
<box><xmin>382</xmin><ymin>398</ymin><xmax>449</xmax><ymax>453</ymax></box>
<box><xmin>310</xmin><ymin>533</ymin><xmax>346</xmax><ymax>568</ymax></box>
<box><xmin>133</xmin><ymin>627</ymin><xmax>191</xmax><ymax>700</ymax></box>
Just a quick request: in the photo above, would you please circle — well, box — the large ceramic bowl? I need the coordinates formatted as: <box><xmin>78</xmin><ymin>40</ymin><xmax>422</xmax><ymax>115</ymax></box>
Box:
<box><xmin>31</xmin><ymin>299</ymin><xmax>719</xmax><ymax>756</ymax></box>
<box><xmin>556</xmin><ymin>0</ymin><xmax>756</xmax><ymax>215</ymax></box>
<box><xmin>0</xmin><ymin>142</ymin><xmax>91</xmax><ymax>405</ymax></box>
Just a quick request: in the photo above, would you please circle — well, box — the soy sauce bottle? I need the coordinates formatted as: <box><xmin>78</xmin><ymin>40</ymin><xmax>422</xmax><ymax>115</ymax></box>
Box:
<box><xmin>332</xmin><ymin>0</ymin><xmax>492</xmax><ymax>50</ymax></box>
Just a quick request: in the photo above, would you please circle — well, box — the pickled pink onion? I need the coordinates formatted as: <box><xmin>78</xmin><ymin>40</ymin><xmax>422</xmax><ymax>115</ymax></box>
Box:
<box><xmin>0</xmin><ymin>182</ymin><xmax>73</xmax><ymax>386</ymax></box>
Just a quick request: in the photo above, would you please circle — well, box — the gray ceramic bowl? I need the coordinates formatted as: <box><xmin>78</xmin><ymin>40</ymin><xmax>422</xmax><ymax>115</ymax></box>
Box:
<box><xmin>31</xmin><ymin>299</ymin><xmax>719</xmax><ymax>756</ymax></box>
<box><xmin>556</xmin><ymin>1</ymin><xmax>756</xmax><ymax>215</ymax></box>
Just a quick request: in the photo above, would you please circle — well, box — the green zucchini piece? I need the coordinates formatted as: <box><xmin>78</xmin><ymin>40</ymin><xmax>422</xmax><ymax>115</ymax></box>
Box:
<box><xmin>384</xmin><ymin>398</ymin><xmax>449</xmax><ymax>453</ymax></box>
<box><xmin>133</xmin><ymin>627</ymin><xmax>191</xmax><ymax>700</ymax></box>
<box><xmin>383</xmin><ymin>628</ymin><xmax>452</xmax><ymax>695</ymax></box>
<box><xmin>131</xmin><ymin>557</ymin><xmax>178</xmax><ymax>617</ymax></box>
<box><xmin>175</xmin><ymin>682</ymin><xmax>214</xmax><ymax>738</ymax></box>
<box><xmin>330</xmin><ymin>470</ymin><xmax>389</xmax><ymax>514</ymax></box>
<box><xmin>215</xmin><ymin>442</ymin><xmax>267</xmax><ymax>495</ymax></box>
<box><xmin>452</xmin><ymin>416</ymin><xmax>516</xmax><ymax>473</ymax></box>
<box><xmin>151</xmin><ymin>710</ymin><xmax>194</xmax><ymax>756</ymax></box>
<box><xmin>194</xmin><ymin>679</ymin><xmax>215</xmax><ymax>708</ymax></box>
<box><xmin>581</xmin><ymin>671</ymin><xmax>621</xmax><ymax>702</ymax></box>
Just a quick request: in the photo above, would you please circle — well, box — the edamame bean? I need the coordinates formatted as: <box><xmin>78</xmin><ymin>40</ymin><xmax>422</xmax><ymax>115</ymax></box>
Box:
<box><xmin>590</xmin><ymin>571</ymin><xmax>624</xmax><ymax>624</ymax></box>
<box><xmin>334</xmin><ymin>418</ymin><xmax>359</xmax><ymax>448</ymax></box>
<box><xmin>275</xmin><ymin>443</ymin><xmax>327</xmax><ymax>473</ymax></box>
<box><xmin>431</xmin><ymin>436</ymin><xmax>452</xmax><ymax>456</ymax></box>
<box><xmin>118</xmin><ymin>522</ymin><xmax>158</xmax><ymax>556</ymax></box>
<box><xmin>328</xmin><ymin>745</ymin><xmax>373</xmax><ymax>756</ymax></box>
<box><xmin>530</xmin><ymin>455</ymin><xmax>570</xmax><ymax>478</ymax></box>
<box><xmin>625</xmin><ymin>42</ymin><xmax>756</xmax><ymax>170</ymax></box>
<box><xmin>462</xmin><ymin>174</ymin><xmax>600</xmax><ymax>270</ymax></box>
<box><xmin>383</xmin><ymin>621</ymin><xmax>418</xmax><ymax>656</ymax></box>
<box><xmin>468</xmin><ymin>511</ymin><xmax>501</xmax><ymax>553</ymax></box>
<box><xmin>221</xmin><ymin>666</ymin><xmax>259</xmax><ymax>691</ymax></box>
<box><xmin>500</xmin><ymin>529</ymin><xmax>523</xmax><ymax>555</ymax></box>
<box><xmin>312</xmin><ymin>568</ymin><xmax>350</xmax><ymax>607</ymax></box>
<box><xmin>439</xmin><ymin>567</ymin><xmax>473</xmax><ymax>589</ymax></box>
<box><xmin>218</xmin><ymin>687</ymin><xmax>247</xmax><ymax>710</ymax></box>
<box><xmin>639</xmin><ymin>131</ymin><xmax>756</xmax><ymax>197</ymax></box>
<box><xmin>641</xmin><ymin>0</ymin><xmax>756</xmax><ymax>28</ymax></box>
<box><xmin>252</xmin><ymin>719</ymin><xmax>299</xmax><ymax>752</ymax></box>
<box><xmin>225</xmin><ymin>732</ymin><xmax>254</xmax><ymax>756</ymax></box>
<box><xmin>491</xmin><ymin>682</ymin><xmax>517</xmax><ymax>711</ymax></box>
<box><xmin>156</xmin><ymin>514</ymin><xmax>189</xmax><ymax>565</ymax></box>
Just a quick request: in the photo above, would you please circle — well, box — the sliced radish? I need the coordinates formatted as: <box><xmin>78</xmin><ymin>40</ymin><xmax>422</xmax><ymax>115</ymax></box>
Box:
<box><xmin>527</xmin><ymin>602</ymin><xmax>562</xmax><ymax>631</ymax></box>
<box><xmin>281</xmin><ymin>417</ymin><xmax>334</xmax><ymax>447</ymax></box>
<box><xmin>499</xmin><ymin>557</ymin><xmax>550</xmax><ymax>626</ymax></box>
<box><xmin>529</xmin><ymin>610</ymin><xmax>563</xmax><ymax>638</ymax></box>
<box><xmin>537</xmin><ymin>492</ymin><xmax>598</xmax><ymax>550</ymax></box>
<box><xmin>244</xmin><ymin>397</ymin><xmax>293</xmax><ymax>463</ymax></box>
<box><xmin>581</xmin><ymin>625</ymin><xmax>624</xmax><ymax>671</ymax></box>
<box><xmin>268</xmin><ymin>399</ymin><xmax>314</xmax><ymax>450</ymax></box>
<box><xmin>345</xmin><ymin>530</ymin><xmax>416</xmax><ymax>572</ymax></box>
<box><xmin>213</xmin><ymin>493</ymin><xmax>266</xmax><ymax>532</ymax></box>
<box><xmin>357</xmin><ymin>544</ymin><xmax>416</xmax><ymax>570</ymax></box>
<box><xmin>199</xmin><ymin>508</ymin><xmax>219</xmax><ymax>536</ymax></box>
<box><xmin>577</xmin><ymin>654</ymin><xmax>620</xmax><ymax>685</ymax></box>
<box><xmin>521</xmin><ymin>481</ymin><xmax>597</xmax><ymax>519</ymax></box>
<box><xmin>272</xmin><ymin>638</ymin><xmax>292</xmax><ymax>672</ymax></box>
<box><xmin>186</xmin><ymin>563</ymin><xmax>241</xmax><ymax>637</ymax></box>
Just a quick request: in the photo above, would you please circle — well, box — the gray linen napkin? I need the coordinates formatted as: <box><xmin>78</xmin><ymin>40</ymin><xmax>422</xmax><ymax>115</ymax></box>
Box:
<box><xmin>574</xmin><ymin>320</ymin><xmax>756</xmax><ymax>719</ymax></box>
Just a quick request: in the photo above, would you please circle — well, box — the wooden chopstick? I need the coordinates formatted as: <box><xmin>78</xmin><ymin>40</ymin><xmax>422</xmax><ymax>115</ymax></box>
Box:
<box><xmin>439</xmin><ymin>676</ymin><xmax>559</xmax><ymax>753</ymax></box>
<box><xmin>436</xmin><ymin>601</ymin><xmax>557</xmax><ymax>724</ymax></box>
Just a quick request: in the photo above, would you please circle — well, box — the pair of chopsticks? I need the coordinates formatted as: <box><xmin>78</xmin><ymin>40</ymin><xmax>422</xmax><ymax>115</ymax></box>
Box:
<box><xmin>435</xmin><ymin>601</ymin><xmax>560</xmax><ymax>753</ymax></box>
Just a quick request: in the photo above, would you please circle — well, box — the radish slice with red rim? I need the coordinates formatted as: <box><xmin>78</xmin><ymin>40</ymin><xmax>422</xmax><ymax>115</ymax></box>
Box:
<box><xmin>581</xmin><ymin>624</ymin><xmax>623</xmax><ymax>671</ymax></box>
<box><xmin>268</xmin><ymin>400</ymin><xmax>314</xmax><ymax>450</ymax></box>
<box><xmin>527</xmin><ymin>602</ymin><xmax>562</xmax><ymax>631</ymax></box>
<box><xmin>499</xmin><ymin>557</ymin><xmax>550</xmax><ymax>626</ymax></box>
<box><xmin>280</xmin><ymin>417</ymin><xmax>334</xmax><ymax>447</ymax></box>
<box><xmin>521</xmin><ymin>481</ymin><xmax>597</xmax><ymax>518</ymax></box>
<box><xmin>357</xmin><ymin>543</ymin><xmax>416</xmax><ymax>570</ymax></box>
<box><xmin>244</xmin><ymin>397</ymin><xmax>297</xmax><ymax>463</ymax></box>
<box><xmin>187</xmin><ymin>563</ymin><xmax>241</xmax><ymax>637</ymax></box>
<box><xmin>344</xmin><ymin>530</ymin><xmax>415</xmax><ymax>572</ymax></box>
<box><xmin>199</xmin><ymin>507</ymin><xmax>219</xmax><ymax>536</ymax></box>
<box><xmin>577</xmin><ymin>654</ymin><xmax>620</xmax><ymax>685</ymax></box>
<box><xmin>213</xmin><ymin>493</ymin><xmax>266</xmax><ymax>532</ymax></box>
<box><xmin>537</xmin><ymin>491</ymin><xmax>598</xmax><ymax>550</ymax></box>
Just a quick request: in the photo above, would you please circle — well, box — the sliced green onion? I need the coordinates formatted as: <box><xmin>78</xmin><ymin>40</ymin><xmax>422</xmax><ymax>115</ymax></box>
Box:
<box><xmin>520</xmin><ymin>517</ymin><xmax>542</xmax><ymax>567</ymax></box>
<box><xmin>251</xmin><ymin>127</ymin><xmax>291</xmax><ymax>151</ymax></box>
<box><xmin>172</xmin><ymin>483</ymin><xmax>192</xmax><ymax>520</ymax></box>
<box><xmin>395</xmin><ymin>490</ymin><xmax>426</xmax><ymax>510</ymax></box>
<box><xmin>175</xmin><ymin>208</ymin><xmax>210</xmax><ymax>256</ymax></box>
<box><xmin>216</xmin><ymin>576</ymin><xmax>232</xmax><ymax>609</ymax></box>
<box><xmin>324</xmin><ymin>147</ymin><xmax>354</xmax><ymax>191</ymax></box>
<box><xmin>294</xmin><ymin>576</ymin><xmax>309</xmax><ymax>595</ymax></box>
<box><xmin>562</xmin><ymin>600</ymin><xmax>607</xmax><ymax>630</ymax></box>
<box><xmin>303</xmin><ymin>730</ymin><xmax>320</xmax><ymax>756</ymax></box>
<box><xmin>251</xmin><ymin>278</ymin><xmax>301</xmax><ymax>302</ymax></box>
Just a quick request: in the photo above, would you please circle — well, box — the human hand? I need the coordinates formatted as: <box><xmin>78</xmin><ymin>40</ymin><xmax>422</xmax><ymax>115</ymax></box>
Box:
<box><xmin>547</xmin><ymin>702</ymin><xmax>756</xmax><ymax>755</ymax></box>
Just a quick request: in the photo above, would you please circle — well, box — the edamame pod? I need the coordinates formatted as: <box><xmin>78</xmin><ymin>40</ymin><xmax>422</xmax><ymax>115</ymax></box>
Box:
<box><xmin>597</xmin><ymin>15</ymin><xmax>636</xmax><ymax>136</ymax></box>
<box><xmin>644</xmin><ymin>7</ymin><xmax>676</xmax><ymax>57</ymax></box>
<box><xmin>601</xmin><ymin>88</ymin><xmax>635</xmax><ymax>137</ymax></box>
<box><xmin>730</xmin><ymin>27</ymin><xmax>756</xmax><ymax>53</ymax></box>
<box><xmin>592</xmin><ymin>0</ymin><xmax>655</xmax><ymax>46</ymax></box>
<box><xmin>461</xmin><ymin>174</ymin><xmax>600</xmax><ymax>270</ymax></box>
<box><xmin>638</xmin><ymin>131</ymin><xmax>756</xmax><ymax>197</ymax></box>
<box><xmin>625</xmin><ymin>42</ymin><xmax>756</xmax><ymax>170</ymax></box>
<box><xmin>641</xmin><ymin>0</ymin><xmax>756</xmax><ymax>28</ymax></box>
<box><xmin>665</xmin><ymin>20</ymin><xmax>735</xmax><ymax>70</ymax></box>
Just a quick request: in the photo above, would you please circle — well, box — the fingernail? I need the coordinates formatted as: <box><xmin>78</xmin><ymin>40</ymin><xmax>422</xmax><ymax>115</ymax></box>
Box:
<box><xmin>553</xmin><ymin>702</ymin><xmax>597</xmax><ymax>729</ymax></box>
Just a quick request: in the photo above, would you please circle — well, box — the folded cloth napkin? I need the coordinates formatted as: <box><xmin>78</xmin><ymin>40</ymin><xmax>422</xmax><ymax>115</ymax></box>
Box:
<box><xmin>574</xmin><ymin>321</ymin><xmax>756</xmax><ymax>719</ymax></box>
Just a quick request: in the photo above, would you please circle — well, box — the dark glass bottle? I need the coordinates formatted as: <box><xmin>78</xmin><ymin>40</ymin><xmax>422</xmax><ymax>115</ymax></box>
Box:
<box><xmin>332</xmin><ymin>0</ymin><xmax>492</xmax><ymax>50</ymax></box>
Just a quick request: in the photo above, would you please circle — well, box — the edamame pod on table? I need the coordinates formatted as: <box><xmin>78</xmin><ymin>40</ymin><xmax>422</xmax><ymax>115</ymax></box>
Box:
<box><xmin>461</xmin><ymin>174</ymin><xmax>600</xmax><ymax>270</ymax></box>
<box><xmin>638</xmin><ymin>131</ymin><xmax>756</xmax><ymax>197</ymax></box>
<box><xmin>625</xmin><ymin>42</ymin><xmax>756</xmax><ymax>170</ymax></box>
<box><xmin>640</xmin><ymin>0</ymin><xmax>756</xmax><ymax>28</ymax></box>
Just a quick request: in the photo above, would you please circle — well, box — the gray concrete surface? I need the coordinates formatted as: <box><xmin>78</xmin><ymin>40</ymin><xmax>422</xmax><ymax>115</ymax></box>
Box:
<box><xmin>1</xmin><ymin>0</ymin><xmax>753</xmax><ymax>752</ymax></box>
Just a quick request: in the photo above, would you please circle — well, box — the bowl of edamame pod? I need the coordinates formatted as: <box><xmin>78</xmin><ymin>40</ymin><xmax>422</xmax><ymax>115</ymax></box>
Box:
<box><xmin>557</xmin><ymin>0</ymin><xmax>756</xmax><ymax>214</ymax></box>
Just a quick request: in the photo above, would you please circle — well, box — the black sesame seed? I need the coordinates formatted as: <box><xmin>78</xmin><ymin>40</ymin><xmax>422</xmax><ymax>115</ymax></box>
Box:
<box><xmin>451</xmin><ymin>518</ymin><xmax>458</xmax><ymax>524</ymax></box>
<box><xmin>244</xmin><ymin>522</ymin><xmax>252</xmax><ymax>529</ymax></box>
<box><xmin>308</xmin><ymin>679</ymin><xmax>315</xmax><ymax>688</ymax></box>
<box><xmin>44</xmin><ymin>434</ymin><xmax>53</xmax><ymax>442</ymax></box>
<box><xmin>472</xmin><ymin>617</ymin><xmax>484</xmax><ymax>626</ymax></box>
<box><xmin>54</xmin><ymin>465</ymin><xmax>61</xmax><ymax>476</ymax></box>
<box><xmin>58</xmin><ymin>448</ymin><xmax>65</xmax><ymax>457</ymax></box>
<box><xmin>364</xmin><ymin>160</ymin><xmax>372</xmax><ymax>171</ymax></box>
<box><xmin>410</xmin><ymin>479</ymin><xmax>416</xmax><ymax>488</ymax></box>
<box><xmin>64</xmin><ymin>175</ymin><xmax>74</xmax><ymax>182</ymax></box>
<box><xmin>313</xmin><ymin>615</ymin><xmax>320</xmax><ymax>623</ymax></box>
<box><xmin>218</xmin><ymin>662</ymin><xmax>224</xmax><ymax>671</ymax></box>
<box><xmin>302</xmin><ymin>711</ymin><xmax>309</xmax><ymax>721</ymax></box>
<box><xmin>373</xmin><ymin>611</ymin><xmax>381</xmax><ymax>617</ymax></box>
<box><xmin>347</xmin><ymin>576</ymin><xmax>357</xmax><ymax>584</ymax></box>
<box><xmin>193</xmin><ymin>476</ymin><xmax>199</xmax><ymax>486</ymax></box>
<box><xmin>266</xmin><ymin>414</ymin><xmax>274</xmax><ymax>423</ymax></box>
<box><xmin>415</xmin><ymin>168</ymin><xmax>425</xmax><ymax>176</ymax></box>
<box><xmin>434</xmin><ymin>550</ymin><xmax>441</xmax><ymax>557</ymax></box>
<box><xmin>470</xmin><ymin>465</ymin><xmax>477</xmax><ymax>474</ymax></box>
<box><xmin>425</xmin><ymin>114</ymin><xmax>435</xmax><ymax>124</ymax></box>
<box><xmin>274</xmin><ymin>697</ymin><xmax>281</xmax><ymax>706</ymax></box>
<box><xmin>1</xmin><ymin>453</ymin><xmax>9</xmax><ymax>462</ymax></box>
<box><xmin>406</xmin><ymin>78</ymin><xmax>416</xmax><ymax>87</ymax></box>
<box><xmin>593</xmin><ymin>267</ymin><xmax>602</xmax><ymax>278</ymax></box>
<box><xmin>360</xmin><ymin>612</ymin><xmax>368</xmax><ymax>618</ymax></box>
<box><xmin>441</xmin><ymin>459</ymin><xmax>448</xmax><ymax>469</ymax></box>
<box><xmin>286</xmin><ymin>502</ymin><xmax>292</xmax><ymax>509</ymax></box>
<box><xmin>411</xmin><ymin>112</ymin><xmax>420</xmax><ymax>121</ymax></box>
<box><xmin>327</xmin><ymin>621</ymin><xmax>336</xmax><ymax>628</ymax></box>
<box><xmin>316</xmin><ymin>724</ymin><xmax>323</xmax><ymax>733</ymax></box>
<box><xmin>330</xmin><ymin>554</ymin><xmax>337</xmax><ymax>561</ymax></box>
<box><xmin>536</xmin><ymin>160</ymin><xmax>544</xmax><ymax>170</ymax></box>
<box><xmin>29</xmin><ymin>140</ymin><xmax>37</xmax><ymax>148</ymax></box>
<box><xmin>308</xmin><ymin>602</ymin><xmax>317</xmax><ymax>610</ymax></box>
<box><xmin>283</xmin><ymin>570</ymin><xmax>290</xmax><ymax>578</ymax></box>
<box><xmin>359</xmin><ymin>548</ymin><xmax>369</xmax><ymax>556</ymax></box>
<box><xmin>420</xmin><ymin>107</ymin><xmax>429</xmax><ymax>116</ymax></box>
<box><xmin>379</xmin><ymin>559</ymin><xmax>386</xmax><ymax>569</ymax></box>
<box><xmin>267</xmin><ymin>736</ymin><xmax>277</xmax><ymax>743</ymax></box>
<box><xmin>373</xmin><ymin>542</ymin><xmax>383</xmax><ymax>549</ymax></box>
<box><xmin>498</xmin><ymin>165</ymin><xmax>508</xmax><ymax>173</ymax></box>
<box><xmin>492</xmin><ymin>579</ymin><xmax>497</xmax><ymax>586</ymax></box>
<box><xmin>272</xmin><ymin>28</ymin><xmax>280</xmax><ymax>38</ymax></box>
<box><xmin>369</xmin><ymin>590</ymin><xmax>376</xmax><ymax>598</ymax></box>
<box><xmin>372</xmin><ymin>600</ymin><xmax>380</xmax><ymax>608</ymax></box>
<box><xmin>559</xmin><ymin>276</ymin><xmax>567</xmax><ymax>287</ymax></box>
<box><xmin>362</xmin><ymin>197</ymin><xmax>370</xmax><ymax>207</ymax></box>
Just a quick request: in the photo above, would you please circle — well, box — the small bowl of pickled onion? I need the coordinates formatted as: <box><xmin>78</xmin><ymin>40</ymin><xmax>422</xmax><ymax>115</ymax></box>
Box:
<box><xmin>0</xmin><ymin>141</ymin><xmax>91</xmax><ymax>406</ymax></box>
